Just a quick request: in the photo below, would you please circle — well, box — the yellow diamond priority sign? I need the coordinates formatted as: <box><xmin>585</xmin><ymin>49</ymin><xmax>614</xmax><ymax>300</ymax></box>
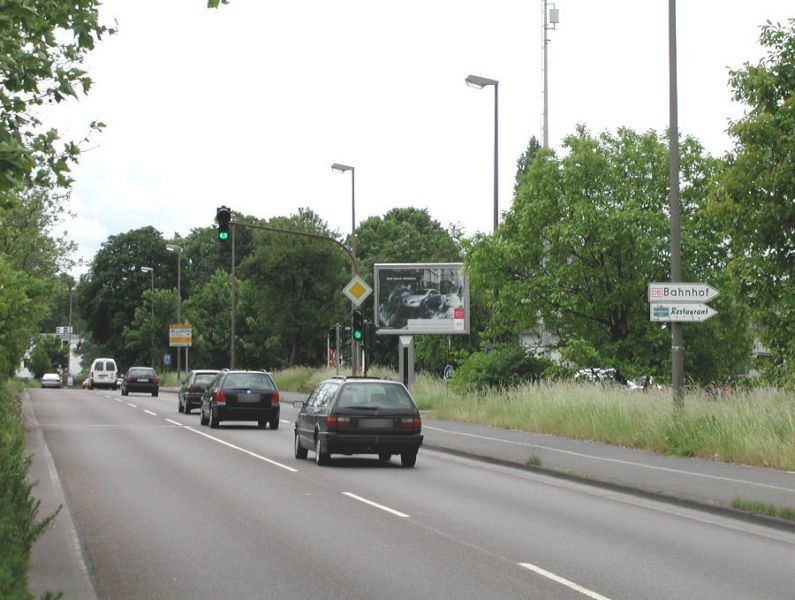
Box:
<box><xmin>343</xmin><ymin>275</ymin><xmax>372</xmax><ymax>307</ymax></box>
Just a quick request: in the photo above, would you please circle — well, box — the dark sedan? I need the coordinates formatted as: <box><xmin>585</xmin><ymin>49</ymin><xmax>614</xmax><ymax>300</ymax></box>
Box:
<box><xmin>178</xmin><ymin>369</ymin><xmax>219</xmax><ymax>414</ymax></box>
<box><xmin>200</xmin><ymin>370</ymin><xmax>280</xmax><ymax>429</ymax></box>
<box><xmin>121</xmin><ymin>367</ymin><xmax>160</xmax><ymax>397</ymax></box>
<box><xmin>293</xmin><ymin>377</ymin><xmax>423</xmax><ymax>467</ymax></box>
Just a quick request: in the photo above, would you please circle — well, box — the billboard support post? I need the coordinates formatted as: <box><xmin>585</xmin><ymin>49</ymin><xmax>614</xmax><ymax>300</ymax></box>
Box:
<box><xmin>398</xmin><ymin>336</ymin><xmax>415</xmax><ymax>389</ymax></box>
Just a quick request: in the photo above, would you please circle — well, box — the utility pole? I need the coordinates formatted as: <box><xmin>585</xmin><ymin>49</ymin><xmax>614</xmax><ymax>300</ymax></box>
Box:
<box><xmin>542</xmin><ymin>0</ymin><xmax>559</xmax><ymax>148</ymax></box>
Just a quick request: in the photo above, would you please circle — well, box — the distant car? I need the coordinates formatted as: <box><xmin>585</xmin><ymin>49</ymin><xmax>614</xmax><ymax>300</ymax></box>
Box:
<box><xmin>121</xmin><ymin>367</ymin><xmax>160</xmax><ymax>397</ymax></box>
<box><xmin>88</xmin><ymin>358</ymin><xmax>118</xmax><ymax>390</ymax></box>
<box><xmin>293</xmin><ymin>377</ymin><xmax>423</xmax><ymax>467</ymax></box>
<box><xmin>81</xmin><ymin>378</ymin><xmax>90</xmax><ymax>389</ymax></box>
<box><xmin>40</xmin><ymin>373</ymin><xmax>62</xmax><ymax>389</ymax></box>
<box><xmin>178</xmin><ymin>369</ymin><xmax>220</xmax><ymax>414</ymax></box>
<box><xmin>200</xmin><ymin>370</ymin><xmax>280</xmax><ymax>429</ymax></box>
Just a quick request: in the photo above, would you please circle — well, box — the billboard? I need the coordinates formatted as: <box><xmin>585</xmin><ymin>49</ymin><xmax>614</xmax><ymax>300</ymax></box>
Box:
<box><xmin>374</xmin><ymin>263</ymin><xmax>469</xmax><ymax>335</ymax></box>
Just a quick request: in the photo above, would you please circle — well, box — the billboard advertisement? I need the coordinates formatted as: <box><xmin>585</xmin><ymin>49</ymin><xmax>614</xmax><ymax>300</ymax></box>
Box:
<box><xmin>374</xmin><ymin>263</ymin><xmax>469</xmax><ymax>335</ymax></box>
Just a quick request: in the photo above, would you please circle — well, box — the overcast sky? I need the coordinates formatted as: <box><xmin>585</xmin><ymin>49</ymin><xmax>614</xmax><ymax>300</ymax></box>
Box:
<box><xmin>47</xmin><ymin>0</ymin><xmax>791</xmax><ymax>275</ymax></box>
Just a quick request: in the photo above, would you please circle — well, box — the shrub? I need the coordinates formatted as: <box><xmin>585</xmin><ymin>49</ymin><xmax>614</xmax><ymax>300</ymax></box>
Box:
<box><xmin>451</xmin><ymin>344</ymin><xmax>553</xmax><ymax>391</ymax></box>
<box><xmin>0</xmin><ymin>380</ymin><xmax>59</xmax><ymax>599</ymax></box>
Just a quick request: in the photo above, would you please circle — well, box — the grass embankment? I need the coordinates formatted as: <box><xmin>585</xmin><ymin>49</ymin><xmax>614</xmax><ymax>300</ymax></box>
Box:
<box><xmin>273</xmin><ymin>367</ymin><xmax>795</xmax><ymax>472</ymax></box>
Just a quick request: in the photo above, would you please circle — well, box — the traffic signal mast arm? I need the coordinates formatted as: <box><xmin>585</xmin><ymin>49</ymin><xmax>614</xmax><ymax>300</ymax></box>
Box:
<box><xmin>229</xmin><ymin>220</ymin><xmax>359</xmax><ymax>275</ymax></box>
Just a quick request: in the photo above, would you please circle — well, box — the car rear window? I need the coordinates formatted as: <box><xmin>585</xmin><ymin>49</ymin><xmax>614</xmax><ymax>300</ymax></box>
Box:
<box><xmin>336</xmin><ymin>383</ymin><xmax>416</xmax><ymax>410</ymax></box>
<box><xmin>194</xmin><ymin>373</ymin><xmax>217</xmax><ymax>384</ymax></box>
<box><xmin>129</xmin><ymin>368</ymin><xmax>156</xmax><ymax>377</ymax></box>
<box><xmin>106</xmin><ymin>361</ymin><xmax>117</xmax><ymax>371</ymax></box>
<box><xmin>223</xmin><ymin>373</ymin><xmax>276</xmax><ymax>391</ymax></box>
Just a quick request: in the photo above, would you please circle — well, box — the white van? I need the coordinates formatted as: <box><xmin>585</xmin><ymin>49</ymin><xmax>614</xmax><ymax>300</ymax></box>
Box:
<box><xmin>89</xmin><ymin>358</ymin><xmax>118</xmax><ymax>390</ymax></box>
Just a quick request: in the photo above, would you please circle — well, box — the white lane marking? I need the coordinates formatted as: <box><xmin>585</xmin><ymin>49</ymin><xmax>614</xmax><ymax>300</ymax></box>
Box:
<box><xmin>518</xmin><ymin>563</ymin><xmax>611</xmax><ymax>600</ymax></box>
<box><xmin>115</xmin><ymin>398</ymin><xmax>122</xmax><ymax>402</ymax></box>
<box><xmin>144</xmin><ymin>410</ymin><xmax>157</xmax><ymax>416</ymax></box>
<box><xmin>183</xmin><ymin>426</ymin><xmax>298</xmax><ymax>473</ymax></box>
<box><xmin>424</xmin><ymin>425</ymin><xmax>795</xmax><ymax>493</ymax></box>
<box><xmin>127</xmin><ymin>403</ymin><xmax>137</xmax><ymax>408</ymax></box>
<box><xmin>342</xmin><ymin>492</ymin><xmax>410</xmax><ymax>518</ymax></box>
<box><xmin>280</xmin><ymin>419</ymin><xmax>292</xmax><ymax>424</ymax></box>
<box><xmin>165</xmin><ymin>419</ymin><xmax>183</xmax><ymax>427</ymax></box>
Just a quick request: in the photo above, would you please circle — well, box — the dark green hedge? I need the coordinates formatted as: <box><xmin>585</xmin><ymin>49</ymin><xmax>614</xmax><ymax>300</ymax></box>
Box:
<box><xmin>0</xmin><ymin>382</ymin><xmax>58</xmax><ymax>600</ymax></box>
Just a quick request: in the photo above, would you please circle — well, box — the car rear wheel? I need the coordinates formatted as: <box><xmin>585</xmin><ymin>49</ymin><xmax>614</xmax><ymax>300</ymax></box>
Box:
<box><xmin>184</xmin><ymin>403</ymin><xmax>191</xmax><ymax>415</ymax></box>
<box><xmin>152</xmin><ymin>390</ymin><xmax>158</xmax><ymax>397</ymax></box>
<box><xmin>257</xmin><ymin>419</ymin><xmax>267</xmax><ymax>429</ymax></box>
<box><xmin>400</xmin><ymin>451</ymin><xmax>417</xmax><ymax>468</ymax></box>
<box><xmin>199</xmin><ymin>407</ymin><xmax>209</xmax><ymax>426</ymax></box>
<box><xmin>378</xmin><ymin>452</ymin><xmax>392</xmax><ymax>463</ymax></box>
<box><xmin>315</xmin><ymin>436</ymin><xmax>330</xmax><ymax>466</ymax></box>
<box><xmin>269</xmin><ymin>418</ymin><xmax>279</xmax><ymax>430</ymax></box>
<box><xmin>294</xmin><ymin>432</ymin><xmax>308</xmax><ymax>459</ymax></box>
<box><xmin>178</xmin><ymin>399</ymin><xmax>184</xmax><ymax>413</ymax></box>
<box><xmin>121</xmin><ymin>388</ymin><xmax>128</xmax><ymax>396</ymax></box>
<box><xmin>210</xmin><ymin>409</ymin><xmax>220</xmax><ymax>428</ymax></box>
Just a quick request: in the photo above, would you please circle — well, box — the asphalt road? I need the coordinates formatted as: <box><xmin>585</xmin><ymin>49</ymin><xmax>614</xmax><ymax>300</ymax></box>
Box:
<box><xmin>28</xmin><ymin>387</ymin><xmax>795</xmax><ymax>600</ymax></box>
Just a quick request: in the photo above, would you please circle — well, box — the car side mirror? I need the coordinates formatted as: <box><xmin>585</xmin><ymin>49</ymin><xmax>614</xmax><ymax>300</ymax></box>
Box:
<box><xmin>292</xmin><ymin>400</ymin><xmax>305</xmax><ymax>409</ymax></box>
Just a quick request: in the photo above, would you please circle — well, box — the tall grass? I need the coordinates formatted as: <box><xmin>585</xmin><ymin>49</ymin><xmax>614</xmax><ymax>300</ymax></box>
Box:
<box><xmin>272</xmin><ymin>367</ymin><xmax>795</xmax><ymax>471</ymax></box>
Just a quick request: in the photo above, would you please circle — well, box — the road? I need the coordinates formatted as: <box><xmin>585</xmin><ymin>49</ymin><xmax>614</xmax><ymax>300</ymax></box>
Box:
<box><xmin>28</xmin><ymin>386</ymin><xmax>795</xmax><ymax>599</ymax></box>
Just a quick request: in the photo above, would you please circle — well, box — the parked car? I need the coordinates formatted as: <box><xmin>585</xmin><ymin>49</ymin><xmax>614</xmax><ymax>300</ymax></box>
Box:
<box><xmin>293</xmin><ymin>377</ymin><xmax>423</xmax><ymax>467</ymax></box>
<box><xmin>178</xmin><ymin>369</ymin><xmax>220</xmax><ymax>414</ymax></box>
<box><xmin>121</xmin><ymin>366</ymin><xmax>160</xmax><ymax>396</ymax></box>
<box><xmin>40</xmin><ymin>373</ymin><xmax>62</xmax><ymax>389</ymax></box>
<box><xmin>88</xmin><ymin>357</ymin><xmax>118</xmax><ymax>390</ymax></box>
<box><xmin>200</xmin><ymin>370</ymin><xmax>280</xmax><ymax>429</ymax></box>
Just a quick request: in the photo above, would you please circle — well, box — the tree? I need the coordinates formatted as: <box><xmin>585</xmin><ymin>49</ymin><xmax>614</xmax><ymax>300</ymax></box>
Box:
<box><xmin>711</xmin><ymin>19</ymin><xmax>795</xmax><ymax>382</ymax></box>
<box><xmin>28</xmin><ymin>335</ymin><xmax>68</xmax><ymax>378</ymax></box>
<box><xmin>0</xmin><ymin>0</ymin><xmax>110</xmax><ymax>208</ymax></box>
<box><xmin>237</xmin><ymin>209</ymin><xmax>350</xmax><ymax>368</ymax></box>
<box><xmin>77</xmin><ymin>227</ymin><xmax>175</xmax><ymax>359</ymax></box>
<box><xmin>513</xmin><ymin>136</ymin><xmax>542</xmax><ymax>196</ymax></box>
<box><xmin>467</xmin><ymin>126</ymin><xmax>751</xmax><ymax>383</ymax></box>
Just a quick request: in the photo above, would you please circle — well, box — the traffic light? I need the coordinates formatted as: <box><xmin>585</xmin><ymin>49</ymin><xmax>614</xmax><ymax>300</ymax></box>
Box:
<box><xmin>328</xmin><ymin>327</ymin><xmax>336</xmax><ymax>349</ymax></box>
<box><xmin>352</xmin><ymin>310</ymin><xmax>364</xmax><ymax>346</ymax></box>
<box><xmin>216</xmin><ymin>206</ymin><xmax>231</xmax><ymax>241</ymax></box>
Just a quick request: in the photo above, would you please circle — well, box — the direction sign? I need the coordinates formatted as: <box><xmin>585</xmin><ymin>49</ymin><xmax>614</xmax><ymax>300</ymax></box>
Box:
<box><xmin>650</xmin><ymin>303</ymin><xmax>717</xmax><ymax>322</ymax></box>
<box><xmin>342</xmin><ymin>275</ymin><xmax>372</xmax><ymax>307</ymax></box>
<box><xmin>169</xmin><ymin>323</ymin><xmax>193</xmax><ymax>347</ymax></box>
<box><xmin>647</xmin><ymin>283</ymin><xmax>720</xmax><ymax>303</ymax></box>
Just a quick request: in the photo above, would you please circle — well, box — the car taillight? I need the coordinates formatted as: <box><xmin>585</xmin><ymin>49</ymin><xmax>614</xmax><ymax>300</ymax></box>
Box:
<box><xmin>326</xmin><ymin>415</ymin><xmax>350</xmax><ymax>431</ymax></box>
<box><xmin>126</xmin><ymin>375</ymin><xmax>134</xmax><ymax>382</ymax></box>
<box><xmin>401</xmin><ymin>417</ymin><xmax>422</xmax><ymax>430</ymax></box>
<box><xmin>153</xmin><ymin>376</ymin><xmax>160</xmax><ymax>385</ymax></box>
<box><xmin>215</xmin><ymin>390</ymin><xmax>226</xmax><ymax>405</ymax></box>
<box><xmin>271</xmin><ymin>391</ymin><xmax>280</xmax><ymax>405</ymax></box>
<box><xmin>188</xmin><ymin>384</ymin><xmax>196</xmax><ymax>393</ymax></box>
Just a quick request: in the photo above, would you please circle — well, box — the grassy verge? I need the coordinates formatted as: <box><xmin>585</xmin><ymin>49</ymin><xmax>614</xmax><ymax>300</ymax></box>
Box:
<box><xmin>272</xmin><ymin>366</ymin><xmax>795</xmax><ymax>471</ymax></box>
<box><xmin>731</xmin><ymin>497</ymin><xmax>795</xmax><ymax>522</ymax></box>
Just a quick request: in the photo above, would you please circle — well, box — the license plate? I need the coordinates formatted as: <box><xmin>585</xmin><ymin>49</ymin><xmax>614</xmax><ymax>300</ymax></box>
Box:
<box><xmin>359</xmin><ymin>418</ymin><xmax>393</xmax><ymax>429</ymax></box>
<box><xmin>238</xmin><ymin>394</ymin><xmax>261</xmax><ymax>403</ymax></box>
<box><xmin>138</xmin><ymin>378</ymin><xmax>149</xmax><ymax>383</ymax></box>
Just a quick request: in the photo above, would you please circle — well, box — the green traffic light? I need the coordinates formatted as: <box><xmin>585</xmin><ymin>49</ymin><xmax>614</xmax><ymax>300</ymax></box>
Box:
<box><xmin>219</xmin><ymin>231</ymin><xmax>229</xmax><ymax>240</ymax></box>
<box><xmin>354</xmin><ymin>330</ymin><xmax>363</xmax><ymax>340</ymax></box>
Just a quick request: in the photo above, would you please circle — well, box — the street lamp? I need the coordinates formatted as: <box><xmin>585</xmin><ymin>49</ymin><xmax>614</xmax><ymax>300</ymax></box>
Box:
<box><xmin>140</xmin><ymin>266</ymin><xmax>155</xmax><ymax>367</ymax></box>
<box><xmin>331</xmin><ymin>162</ymin><xmax>358</xmax><ymax>375</ymax></box>
<box><xmin>166</xmin><ymin>244</ymin><xmax>184</xmax><ymax>379</ymax></box>
<box><xmin>465</xmin><ymin>74</ymin><xmax>499</xmax><ymax>232</ymax></box>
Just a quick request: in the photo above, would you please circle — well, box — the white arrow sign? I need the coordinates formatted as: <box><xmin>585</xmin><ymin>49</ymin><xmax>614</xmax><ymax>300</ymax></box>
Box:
<box><xmin>648</xmin><ymin>282</ymin><xmax>720</xmax><ymax>303</ymax></box>
<box><xmin>650</xmin><ymin>303</ymin><xmax>718</xmax><ymax>322</ymax></box>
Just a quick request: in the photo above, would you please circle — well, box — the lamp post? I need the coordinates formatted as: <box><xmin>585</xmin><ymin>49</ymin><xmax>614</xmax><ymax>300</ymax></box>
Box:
<box><xmin>140</xmin><ymin>266</ymin><xmax>155</xmax><ymax>367</ymax></box>
<box><xmin>166</xmin><ymin>244</ymin><xmax>183</xmax><ymax>380</ymax></box>
<box><xmin>543</xmin><ymin>1</ymin><xmax>559</xmax><ymax>148</ymax></box>
<box><xmin>331</xmin><ymin>162</ymin><xmax>358</xmax><ymax>375</ymax></box>
<box><xmin>465</xmin><ymin>74</ymin><xmax>499</xmax><ymax>232</ymax></box>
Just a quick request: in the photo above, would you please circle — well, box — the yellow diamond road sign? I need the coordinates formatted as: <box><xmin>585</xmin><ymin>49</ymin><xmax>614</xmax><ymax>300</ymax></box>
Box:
<box><xmin>343</xmin><ymin>276</ymin><xmax>372</xmax><ymax>307</ymax></box>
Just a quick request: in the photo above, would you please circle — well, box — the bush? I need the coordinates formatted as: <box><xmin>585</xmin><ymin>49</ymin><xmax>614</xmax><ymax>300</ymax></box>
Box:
<box><xmin>0</xmin><ymin>380</ymin><xmax>59</xmax><ymax>599</ymax></box>
<box><xmin>451</xmin><ymin>344</ymin><xmax>553</xmax><ymax>391</ymax></box>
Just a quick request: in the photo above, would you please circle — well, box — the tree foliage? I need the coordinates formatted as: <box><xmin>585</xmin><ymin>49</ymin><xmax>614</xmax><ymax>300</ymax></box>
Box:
<box><xmin>711</xmin><ymin>19</ymin><xmax>795</xmax><ymax>382</ymax></box>
<box><xmin>467</xmin><ymin>127</ymin><xmax>751</xmax><ymax>383</ymax></box>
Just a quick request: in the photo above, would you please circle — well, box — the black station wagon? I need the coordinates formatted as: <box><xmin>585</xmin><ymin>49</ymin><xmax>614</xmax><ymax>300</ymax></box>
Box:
<box><xmin>200</xmin><ymin>370</ymin><xmax>280</xmax><ymax>429</ymax></box>
<box><xmin>293</xmin><ymin>377</ymin><xmax>423</xmax><ymax>467</ymax></box>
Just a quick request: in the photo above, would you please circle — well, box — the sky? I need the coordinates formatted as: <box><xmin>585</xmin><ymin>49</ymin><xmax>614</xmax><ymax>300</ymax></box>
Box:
<box><xmin>45</xmin><ymin>0</ymin><xmax>792</xmax><ymax>275</ymax></box>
